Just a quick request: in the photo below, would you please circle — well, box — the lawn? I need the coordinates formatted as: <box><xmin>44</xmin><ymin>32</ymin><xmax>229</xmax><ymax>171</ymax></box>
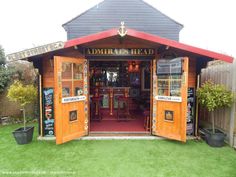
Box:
<box><xmin>0</xmin><ymin>124</ymin><xmax>236</xmax><ymax>177</ymax></box>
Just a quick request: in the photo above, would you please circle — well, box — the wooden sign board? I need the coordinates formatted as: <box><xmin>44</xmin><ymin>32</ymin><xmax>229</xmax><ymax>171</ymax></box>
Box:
<box><xmin>85</xmin><ymin>48</ymin><xmax>155</xmax><ymax>56</ymax></box>
<box><xmin>43</xmin><ymin>88</ymin><xmax>54</xmax><ymax>136</ymax></box>
<box><xmin>62</xmin><ymin>96</ymin><xmax>86</xmax><ymax>104</ymax></box>
<box><xmin>7</xmin><ymin>41</ymin><xmax>65</xmax><ymax>61</ymax></box>
<box><xmin>155</xmin><ymin>95</ymin><xmax>182</xmax><ymax>102</ymax></box>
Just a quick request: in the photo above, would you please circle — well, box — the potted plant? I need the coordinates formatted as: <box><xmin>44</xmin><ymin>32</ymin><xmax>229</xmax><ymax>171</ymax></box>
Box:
<box><xmin>7</xmin><ymin>81</ymin><xmax>37</xmax><ymax>145</ymax></box>
<box><xmin>197</xmin><ymin>80</ymin><xmax>234</xmax><ymax>147</ymax></box>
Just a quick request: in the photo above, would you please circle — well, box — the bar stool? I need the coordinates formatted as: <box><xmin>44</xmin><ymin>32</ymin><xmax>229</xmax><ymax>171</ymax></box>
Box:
<box><xmin>143</xmin><ymin>110</ymin><xmax>150</xmax><ymax>131</ymax></box>
<box><xmin>117</xmin><ymin>96</ymin><xmax>130</xmax><ymax>121</ymax></box>
<box><xmin>91</xmin><ymin>96</ymin><xmax>103</xmax><ymax>121</ymax></box>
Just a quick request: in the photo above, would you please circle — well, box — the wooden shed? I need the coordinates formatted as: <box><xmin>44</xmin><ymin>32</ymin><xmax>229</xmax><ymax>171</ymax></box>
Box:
<box><xmin>7</xmin><ymin>24</ymin><xmax>233</xmax><ymax>144</ymax></box>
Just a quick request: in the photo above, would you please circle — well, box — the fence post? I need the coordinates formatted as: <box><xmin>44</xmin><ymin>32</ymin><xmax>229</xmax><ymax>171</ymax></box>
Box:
<box><xmin>229</xmin><ymin>60</ymin><xmax>236</xmax><ymax>147</ymax></box>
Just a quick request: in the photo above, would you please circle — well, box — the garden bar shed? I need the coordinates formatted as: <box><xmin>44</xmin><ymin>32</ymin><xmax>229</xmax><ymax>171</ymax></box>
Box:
<box><xmin>7</xmin><ymin>0</ymin><xmax>234</xmax><ymax>145</ymax></box>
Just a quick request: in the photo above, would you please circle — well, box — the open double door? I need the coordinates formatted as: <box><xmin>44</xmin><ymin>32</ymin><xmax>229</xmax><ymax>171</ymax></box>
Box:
<box><xmin>54</xmin><ymin>56</ymin><xmax>188</xmax><ymax>144</ymax></box>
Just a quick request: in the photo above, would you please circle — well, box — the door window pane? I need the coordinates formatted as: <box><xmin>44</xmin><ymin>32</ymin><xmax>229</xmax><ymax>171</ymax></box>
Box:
<box><xmin>61</xmin><ymin>62</ymin><xmax>85</xmax><ymax>97</ymax></box>
<box><xmin>62</xmin><ymin>63</ymin><xmax>72</xmax><ymax>80</ymax></box>
<box><xmin>157</xmin><ymin>75</ymin><xmax>169</xmax><ymax>96</ymax></box>
<box><xmin>157</xmin><ymin>75</ymin><xmax>182</xmax><ymax>97</ymax></box>
<box><xmin>74</xmin><ymin>63</ymin><xmax>83</xmax><ymax>81</ymax></box>
<box><xmin>73</xmin><ymin>63</ymin><xmax>84</xmax><ymax>96</ymax></box>
<box><xmin>62</xmin><ymin>82</ymin><xmax>72</xmax><ymax>97</ymax></box>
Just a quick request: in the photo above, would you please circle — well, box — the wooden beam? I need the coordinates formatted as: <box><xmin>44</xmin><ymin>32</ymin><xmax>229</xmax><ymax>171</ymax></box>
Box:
<box><xmin>195</xmin><ymin>75</ymin><xmax>200</xmax><ymax>136</ymax></box>
<box><xmin>39</xmin><ymin>74</ymin><xmax>43</xmax><ymax>137</ymax></box>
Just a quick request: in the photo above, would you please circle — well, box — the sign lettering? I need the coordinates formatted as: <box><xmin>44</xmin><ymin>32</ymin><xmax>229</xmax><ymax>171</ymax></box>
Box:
<box><xmin>7</xmin><ymin>41</ymin><xmax>65</xmax><ymax>61</ymax></box>
<box><xmin>62</xmin><ymin>96</ymin><xmax>86</xmax><ymax>103</ymax></box>
<box><xmin>85</xmin><ymin>48</ymin><xmax>155</xmax><ymax>56</ymax></box>
<box><xmin>43</xmin><ymin>88</ymin><xmax>54</xmax><ymax>136</ymax></box>
<box><xmin>155</xmin><ymin>95</ymin><xmax>182</xmax><ymax>102</ymax></box>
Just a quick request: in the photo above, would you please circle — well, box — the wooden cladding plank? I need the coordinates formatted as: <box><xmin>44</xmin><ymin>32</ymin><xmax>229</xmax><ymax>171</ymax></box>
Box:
<box><xmin>42</xmin><ymin>58</ymin><xmax>55</xmax><ymax>88</ymax></box>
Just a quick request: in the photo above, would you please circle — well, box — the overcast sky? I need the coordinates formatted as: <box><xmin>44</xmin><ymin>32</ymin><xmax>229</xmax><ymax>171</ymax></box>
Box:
<box><xmin>0</xmin><ymin>0</ymin><xmax>235</xmax><ymax>57</ymax></box>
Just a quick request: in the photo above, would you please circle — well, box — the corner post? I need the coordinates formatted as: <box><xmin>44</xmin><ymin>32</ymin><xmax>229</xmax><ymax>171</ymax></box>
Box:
<box><xmin>229</xmin><ymin>60</ymin><xmax>236</xmax><ymax>147</ymax></box>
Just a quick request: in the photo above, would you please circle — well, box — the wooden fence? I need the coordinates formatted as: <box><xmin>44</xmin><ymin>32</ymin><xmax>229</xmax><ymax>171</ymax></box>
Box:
<box><xmin>200</xmin><ymin>60</ymin><xmax>236</xmax><ymax>147</ymax></box>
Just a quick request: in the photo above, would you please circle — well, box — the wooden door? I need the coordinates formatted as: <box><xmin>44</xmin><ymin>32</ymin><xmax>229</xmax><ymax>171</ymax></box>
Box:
<box><xmin>152</xmin><ymin>57</ymin><xmax>188</xmax><ymax>142</ymax></box>
<box><xmin>54</xmin><ymin>56</ymin><xmax>89</xmax><ymax>144</ymax></box>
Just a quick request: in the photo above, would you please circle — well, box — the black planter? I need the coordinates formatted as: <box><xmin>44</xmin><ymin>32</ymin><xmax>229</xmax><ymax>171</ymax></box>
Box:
<box><xmin>12</xmin><ymin>126</ymin><xmax>34</xmax><ymax>145</ymax></box>
<box><xmin>204</xmin><ymin>129</ymin><xmax>226</xmax><ymax>147</ymax></box>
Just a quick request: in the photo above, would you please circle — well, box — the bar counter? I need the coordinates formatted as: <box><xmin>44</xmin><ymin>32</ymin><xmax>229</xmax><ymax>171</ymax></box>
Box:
<box><xmin>91</xmin><ymin>87</ymin><xmax>130</xmax><ymax>115</ymax></box>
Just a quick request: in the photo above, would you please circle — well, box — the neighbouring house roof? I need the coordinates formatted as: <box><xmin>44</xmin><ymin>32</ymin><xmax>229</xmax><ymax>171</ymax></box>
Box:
<box><xmin>62</xmin><ymin>0</ymin><xmax>183</xmax><ymax>41</ymax></box>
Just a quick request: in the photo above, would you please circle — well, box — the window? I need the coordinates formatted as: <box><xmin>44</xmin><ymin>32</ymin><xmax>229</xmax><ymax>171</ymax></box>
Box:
<box><xmin>61</xmin><ymin>62</ymin><xmax>84</xmax><ymax>97</ymax></box>
<box><xmin>157</xmin><ymin>58</ymin><xmax>182</xmax><ymax>97</ymax></box>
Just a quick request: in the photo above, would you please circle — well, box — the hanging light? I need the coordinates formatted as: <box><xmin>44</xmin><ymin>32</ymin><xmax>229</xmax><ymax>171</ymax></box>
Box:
<box><xmin>128</xmin><ymin>61</ymin><xmax>140</xmax><ymax>72</ymax></box>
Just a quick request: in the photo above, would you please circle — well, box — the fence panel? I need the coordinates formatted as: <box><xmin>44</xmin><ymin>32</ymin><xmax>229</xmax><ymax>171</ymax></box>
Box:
<box><xmin>200</xmin><ymin>60</ymin><xmax>235</xmax><ymax>146</ymax></box>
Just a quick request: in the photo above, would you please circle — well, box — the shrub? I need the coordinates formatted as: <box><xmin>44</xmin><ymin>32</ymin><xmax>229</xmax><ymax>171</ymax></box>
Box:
<box><xmin>7</xmin><ymin>81</ymin><xmax>37</xmax><ymax>129</ymax></box>
<box><xmin>197</xmin><ymin>80</ymin><xmax>234</xmax><ymax>133</ymax></box>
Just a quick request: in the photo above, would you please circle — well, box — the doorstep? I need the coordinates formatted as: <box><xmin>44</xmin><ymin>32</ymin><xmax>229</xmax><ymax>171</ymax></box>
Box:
<box><xmin>89</xmin><ymin>131</ymin><xmax>151</xmax><ymax>136</ymax></box>
<box><xmin>38</xmin><ymin>135</ymin><xmax>196</xmax><ymax>141</ymax></box>
<box><xmin>78</xmin><ymin>136</ymin><xmax>163</xmax><ymax>140</ymax></box>
<box><xmin>37</xmin><ymin>135</ymin><xmax>162</xmax><ymax>141</ymax></box>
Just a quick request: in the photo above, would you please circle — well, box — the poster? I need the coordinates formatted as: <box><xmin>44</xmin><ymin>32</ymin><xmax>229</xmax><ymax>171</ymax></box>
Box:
<box><xmin>43</xmin><ymin>88</ymin><xmax>54</xmax><ymax>136</ymax></box>
<box><xmin>187</xmin><ymin>88</ymin><xmax>195</xmax><ymax>122</ymax></box>
<box><xmin>187</xmin><ymin>88</ymin><xmax>195</xmax><ymax>135</ymax></box>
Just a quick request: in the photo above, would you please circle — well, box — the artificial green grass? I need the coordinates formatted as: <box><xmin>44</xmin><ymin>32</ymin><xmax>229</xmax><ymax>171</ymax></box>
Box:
<box><xmin>0</xmin><ymin>124</ymin><xmax>236</xmax><ymax>177</ymax></box>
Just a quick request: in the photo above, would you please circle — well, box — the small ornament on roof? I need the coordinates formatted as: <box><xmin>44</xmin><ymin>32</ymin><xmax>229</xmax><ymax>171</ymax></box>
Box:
<box><xmin>118</xmin><ymin>21</ymin><xmax>127</xmax><ymax>37</ymax></box>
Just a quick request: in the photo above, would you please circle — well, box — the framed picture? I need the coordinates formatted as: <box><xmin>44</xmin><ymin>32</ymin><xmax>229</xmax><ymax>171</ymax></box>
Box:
<box><xmin>69</xmin><ymin>110</ymin><xmax>78</xmax><ymax>122</ymax></box>
<box><xmin>165</xmin><ymin>110</ymin><xmax>174</xmax><ymax>121</ymax></box>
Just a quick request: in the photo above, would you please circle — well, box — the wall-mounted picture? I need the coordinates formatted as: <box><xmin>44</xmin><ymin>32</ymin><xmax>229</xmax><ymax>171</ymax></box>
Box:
<box><xmin>165</xmin><ymin>110</ymin><xmax>174</xmax><ymax>121</ymax></box>
<box><xmin>69</xmin><ymin>110</ymin><xmax>78</xmax><ymax>122</ymax></box>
